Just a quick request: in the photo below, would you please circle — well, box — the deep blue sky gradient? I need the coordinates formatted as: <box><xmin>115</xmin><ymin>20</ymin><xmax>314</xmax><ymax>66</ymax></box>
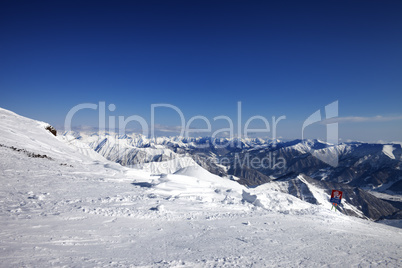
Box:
<box><xmin>1</xmin><ymin>1</ymin><xmax>401</xmax><ymax>141</ymax></box>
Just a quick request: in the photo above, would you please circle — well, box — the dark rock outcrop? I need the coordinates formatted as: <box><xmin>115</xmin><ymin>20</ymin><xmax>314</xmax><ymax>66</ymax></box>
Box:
<box><xmin>45</xmin><ymin>125</ymin><xmax>57</xmax><ymax>136</ymax></box>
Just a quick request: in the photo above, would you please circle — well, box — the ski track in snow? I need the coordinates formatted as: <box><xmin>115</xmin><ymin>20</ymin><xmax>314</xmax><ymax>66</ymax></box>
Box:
<box><xmin>0</xmin><ymin>107</ymin><xmax>402</xmax><ymax>267</ymax></box>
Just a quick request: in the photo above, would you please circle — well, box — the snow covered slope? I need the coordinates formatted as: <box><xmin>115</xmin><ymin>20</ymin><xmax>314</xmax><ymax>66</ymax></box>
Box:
<box><xmin>383</xmin><ymin>144</ymin><xmax>396</xmax><ymax>159</ymax></box>
<box><xmin>0</xmin><ymin>108</ymin><xmax>107</xmax><ymax>163</ymax></box>
<box><xmin>1</xmin><ymin>107</ymin><xmax>402</xmax><ymax>267</ymax></box>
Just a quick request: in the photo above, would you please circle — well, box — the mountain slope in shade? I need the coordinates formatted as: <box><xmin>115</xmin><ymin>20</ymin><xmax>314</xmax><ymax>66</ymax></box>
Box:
<box><xmin>267</xmin><ymin>174</ymin><xmax>399</xmax><ymax>220</ymax></box>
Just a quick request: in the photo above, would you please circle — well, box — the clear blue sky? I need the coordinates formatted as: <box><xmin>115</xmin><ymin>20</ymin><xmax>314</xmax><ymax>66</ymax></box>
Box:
<box><xmin>1</xmin><ymin>0</ymin><xmax>401</xmax><ymax>141</ymax></box>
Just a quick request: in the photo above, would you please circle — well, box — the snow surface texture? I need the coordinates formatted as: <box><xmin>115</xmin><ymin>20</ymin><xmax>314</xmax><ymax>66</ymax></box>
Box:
<box><xmin>1</xmin><ymin>107</ymin><xmax>402</xmax><ymax>267</ymax></box>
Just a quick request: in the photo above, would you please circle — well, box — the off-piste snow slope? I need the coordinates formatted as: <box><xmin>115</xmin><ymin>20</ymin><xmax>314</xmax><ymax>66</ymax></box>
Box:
<box><xmin>0</xmin><ymin>107</ymin><xmax>401</xmax><ymax>267</ymax></box>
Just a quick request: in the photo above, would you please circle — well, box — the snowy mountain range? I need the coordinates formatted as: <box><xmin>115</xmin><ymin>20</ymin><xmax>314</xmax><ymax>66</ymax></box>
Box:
<box><xmin>1</xmin><ymin>107</ymin><xmax>401</xmax><ymax>266</ymax></box>
<box><xmin>63</xmin><ymin>130</ymin><xmax>402</xmax><ymax>221</ymax></box>
<box><xmin>63</xmin><ymin>132</ymin><xmax>402</xmax><ymax>188</ymax></box>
